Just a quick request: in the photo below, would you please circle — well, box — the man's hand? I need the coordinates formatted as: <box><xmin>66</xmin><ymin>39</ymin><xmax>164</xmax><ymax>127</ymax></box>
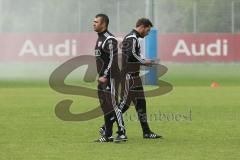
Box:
<box><xmin>144</xmin><ymin>59</ymin><xmax>153</xmax><ymax>66</ymax></box>
<box><xmin>98</xmin><ymin>76</ymin><xmax>108</xmax><ymax>84</ymax></box>
<box><xmin>145</xmin><ymin>59</ymin><xmax>160</xmax><ymax>66</ymax></box>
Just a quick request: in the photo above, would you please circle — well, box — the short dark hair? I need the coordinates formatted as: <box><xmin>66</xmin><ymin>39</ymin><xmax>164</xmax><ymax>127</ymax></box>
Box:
<box><xmin>95</xmin><ymin>14</ymin><xmax>109</xmax><ymax>27</ymax></box>
<box><xmin>136</xmin><ymin>18</ymin><xmax>153</xmax><ymax>28</ymax></box>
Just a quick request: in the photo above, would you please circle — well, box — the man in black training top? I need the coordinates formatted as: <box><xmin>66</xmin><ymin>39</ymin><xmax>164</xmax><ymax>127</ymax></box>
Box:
<box><xmin>120</xmin><ymin>18</ymin><xmax>162</xmax><ymax>139</ymax></box>
<box><xmin>99</xmin><ymin>18</ymin><xmax>162</xmax><ymax>139</ymax></box>
<box><xmin>93</xmin><ymin>14</ymin><xmax>127</xmax><ymax>142</ymax></box>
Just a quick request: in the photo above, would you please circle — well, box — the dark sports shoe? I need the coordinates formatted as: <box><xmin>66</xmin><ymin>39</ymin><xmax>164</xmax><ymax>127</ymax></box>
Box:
<box><xmin>99</xmin><ymin>126</ymin><xmax>105</xmax><ymax>136</ymax></box>
<box><xmin>114</xmin><ymin>134</ymin><xmax>128</xmax><ymax>143</ymax></box>
<box><xmin>143</xmin><ymin>132</ymin><xmax>162</xmax><ymax>139</ymax></box>
<box><xmin>94</xmin><ymin>136</ymin><xmax>114</xmax><ymax>142</ymax></box>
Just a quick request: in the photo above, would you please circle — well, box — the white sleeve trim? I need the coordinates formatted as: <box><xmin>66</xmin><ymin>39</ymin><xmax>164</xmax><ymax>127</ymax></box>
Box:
<box><xmin>132</xmin><ymin>38</ymin><xmax>146</xmax><ymax>64</ymax></box>
<box><xmin>102</xmin><ymin>36</ymin><xmax>117</xmax><ymax>49</ymax></box>
<box><xmin>103</xmin><ymin>39</ymin><xmax>114</xmax><ymax>76</ymax></box>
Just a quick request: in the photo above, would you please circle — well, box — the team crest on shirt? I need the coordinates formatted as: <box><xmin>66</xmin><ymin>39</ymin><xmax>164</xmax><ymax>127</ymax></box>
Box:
<box><xmin>98</xmin><ymin>41</ymin><xmax>102</xmax><ymax>47</ymax></box>
<box><xmin>95</xmin><ymin>49</ymin><xmax>101</xmax><ymax>57</ymax></box>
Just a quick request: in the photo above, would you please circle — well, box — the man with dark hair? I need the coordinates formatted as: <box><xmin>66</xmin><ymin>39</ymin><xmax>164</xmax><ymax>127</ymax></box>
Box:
<box><xmin>93</xmin><ymin>13</ymin><xmax>127</xmax><ymax>142</ymax></box>
<box><xmin>99</xmin><ymin>18</ymin><xmax>162</xmax><ymax>139</ymax></box>
<box><xmin>95</xmin><ymin>14</ymin><xmax>109</xmax><ymax>27</ymax></box>
<box><xmin>120</xmin><ymin>18</ymin><xmax>161</xmax><ymax>139</ymax></box>
<box><xmin>136</xmin><ymin>18</ymin><xmax>153</xmax><ymax>28</ymax></box>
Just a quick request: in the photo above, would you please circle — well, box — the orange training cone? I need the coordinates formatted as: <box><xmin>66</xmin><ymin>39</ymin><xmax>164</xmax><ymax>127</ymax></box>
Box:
<box><xmin>211</xmin><ymin>82</ymin><xmax>219</xmax><ymax>88</ymax></box>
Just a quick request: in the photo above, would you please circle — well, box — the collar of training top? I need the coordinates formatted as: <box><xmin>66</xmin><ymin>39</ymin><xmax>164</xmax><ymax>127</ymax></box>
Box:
<box><xmin>132</xmin><ymin>29</ymin><xmax>143</xmax><ymax>38</ymax></box>
<box><xmin>97</xmin><ymin>30</ymin><xmax>108</xmax><ymax>37</ymax></box>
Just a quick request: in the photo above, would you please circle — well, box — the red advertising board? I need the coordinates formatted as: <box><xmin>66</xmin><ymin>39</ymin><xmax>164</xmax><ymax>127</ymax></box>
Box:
<box><xmin>0</xmin><ymin>33</ymin><xmax>96</xmax><ymax>62</ymax></box>
<box><xmin>158</xmin><ymin>33</ymin><xmax>240</xmax><ymax>62</ymax></box>
<box><xmin>0</xmin><ymin>33</ymin><xmax>240</xmax><ymax>62</ymax></box>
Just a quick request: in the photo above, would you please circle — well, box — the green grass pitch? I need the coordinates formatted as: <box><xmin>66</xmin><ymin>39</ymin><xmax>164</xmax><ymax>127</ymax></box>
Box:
<box><xmin>0</xmin><ymin>64</ymin><xmax>240</xmax><ymax>160</ymax></box>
